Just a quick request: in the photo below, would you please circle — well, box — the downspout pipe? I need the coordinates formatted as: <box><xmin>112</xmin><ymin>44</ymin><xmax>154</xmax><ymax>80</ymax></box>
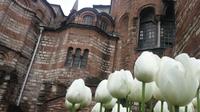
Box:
<box><xmin>16</xmin><ymin>26</ymin><xmax>44</xmax><ymax>106</ymax></box>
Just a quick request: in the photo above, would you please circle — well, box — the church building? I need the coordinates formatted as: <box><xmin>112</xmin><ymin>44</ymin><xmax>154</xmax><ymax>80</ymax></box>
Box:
<box><xmin>0</xmin><ymin>0</ymin><xmax>199</xmax><ymax>111</ymax></box>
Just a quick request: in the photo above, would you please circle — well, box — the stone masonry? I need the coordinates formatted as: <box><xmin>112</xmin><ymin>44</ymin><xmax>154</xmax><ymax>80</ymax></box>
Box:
<box><xmin>0</xmin><ymin>0</ymin><xmax>199</xmax><ymax>112</ymax></box>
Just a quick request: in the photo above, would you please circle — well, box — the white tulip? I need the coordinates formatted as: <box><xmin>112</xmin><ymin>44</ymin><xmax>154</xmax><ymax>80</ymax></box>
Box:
<box><xmin>91</xmin><ymin>103</ymin><xmax>105</xmax><ymax>112</ymax></box>
<box><xmin>179</xmin><ymin>103</ymin><xmax>194</xmax><ymax>112</ymax></box>
<box><xmin>176</xmin><ymin>54</ymin><xmax>200</xmax><ymax>84</ymax></box>
<box><xmin>190</xmin><ymin>57</ymin><xmax>200</xmax><ymax>83</ymax></box>
<box><xmin>64</xmin><ymin>99</ymin><xmax>80</xmax><ymax>110</ymax></box>
<box><xmin>124</xmin><ymin>70</ymin><xmax>135</xmax><ymax>92</ymax></box>
<box><xmin>153</xmin><ymin>101</ymin><xmax>169</xmax><ymax>112</ymax></box>
<box><xmin>107</xmin><ymin>69</ymin><xmax>133</xmax><ymax>99</ymax></box>
<box><xmin>192</xmin><ymin>98</ymin><xmax>197</xmax><ymax>108</ymax></box>
<box><xmin>152</xmin><ymin>82</ymin><xmax>165</xmax><ymax>101</ymax></box>
<box><xmin>111</xmin><ymin>104</ymin><xmax>126</xmax><ymax>112</ymax></box>
<box><xmin>134</xmin><ymin>51</ymin><xmax>160</xmax><ymax>83</ymax></box>
<box><xmin>103</xmin><ymin>97</ymin><xmax>117</xmax><ymax>109</ymax></box>
<box><xmin>80</xmin><ymin>86</ymin><xmax>92</xmax><ymax>107</ymax></box>
<box><xmin>156</xmin><ymin>56</ymin><xmax>199</xmax><ymax>106</ymax></box>
<box><xmin>66</xmin><ymin>79</ymin><xmax>86</xmax><ymax>104</ymax></box>
<box><xmin>127</xmin><ymin>78</ymin><xmax>153</xmax><ymax>102</ymax></box>
<box><xmin>95</xmin><ymin>80</ymin><xmax>112</xmax><ymax>103</ymax></box>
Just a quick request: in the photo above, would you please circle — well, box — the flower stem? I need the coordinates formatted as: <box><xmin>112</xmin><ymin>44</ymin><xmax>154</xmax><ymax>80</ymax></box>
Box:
<box><xmin>197</xmin><ymin>87</ymin><xmax>200</xmax><ymax>112</ymax></box>
<box><xmin>161</xmin><ymin>101</ymin><xmax>164</xmax><ymax>112</ymax></box>
<box><xmin>71</xmin><ymin>103</ymin><xmax>75</xmax><ymax>112</ymax></box>
<box><xmin>129</xmin><ymin>101</ymin><xmax>133</xmax><ymax>112</ymax></box>
<box><xmin>126</xmin><ymin>98</ymin><xmax>129</xmax><ymax>112</ymax></box>
<box><xmin>118</xmin><ymin>99</ymin><xmax>120</xmax><ymax>112</ymax></box>
<box><xmin>100</xmin><ymin>103</ymin><xmax>103</xmax><ymax>112</ymax></box>
<box><xmin>142</xmin><ymin>82</ymin><xmax>145</xmax><ymax>112</ymax></box>
<box><xmin>185</xmin><ymin>106</ymin><xmax>187</xmax><ymax>112</ymax></box>
<box><xmin>139</xmin><ymin>102</ymin><xmax>141</xmax><ymax>112</ymax></box>
<box><xmin>168</xmin><ymin>103</ymin><xmax>174</xmax><ymax>112</ymax></box>
<box><xmin>175</xmin><ymin>106</ymin><xmax>179</xmax><ymax>112</ymax></box>
<box><xmin>150</xmin><ymin>100</ymin><xmax>153</xmax><ymax>112</ymax></box>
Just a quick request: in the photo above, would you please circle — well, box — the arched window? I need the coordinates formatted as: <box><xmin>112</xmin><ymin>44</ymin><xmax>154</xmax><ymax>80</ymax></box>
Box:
<box><xmin>65</xmin><ymin>47</ymin><xmax>73</xmax><ymax>66</ymax></box>
<box><xmin>73</xmin><ymin>48</ymin><xmax>81</xmax><ymax>67</ymax></box>
<box><xmin>80</xmin><ymin>49</ymin><xmax>89</xmax><ymax>68</ymax></box>
<box><xmin>100</xmin><ymin>20</ymin><xmax>108</xmax><ymax>31</ymax></box>
<box><xmin>160</xmin><ymin>2</ymin><xmax>176</xmax><ymax>48</ymax></box>
<box><xmin>65</xmin><ymin>48</ymin><xmax>89</xmax><ymax>68</ymax></box>
<box><xmin>119</xmin><ymin>15</ymin><xmax>129</xmax><ymax>38</ymax></box>
<box><xmin>138</xmin><ymin>7</ymin><xmax>157</xmax><ymax>49</ymax></box>
<box><xmin>83</xmin><ymin>15</ymin><xmax>93</xmax><ymax>25</ymax></box>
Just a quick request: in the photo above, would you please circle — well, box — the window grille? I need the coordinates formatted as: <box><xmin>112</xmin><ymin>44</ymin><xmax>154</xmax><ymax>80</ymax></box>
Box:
<box><xmin>73</xmin><ymin>48</ymin><xmax>81</xmax><ymax>67</ymax></box>
<box><xmin>138</xmin><ymin>7</ymin><xmax>158</xmax><ymax>49</ymax></box>
<box><xmin>83</xmin><ymin>15</ymin><xmax>93</xmax><ymax>25</ymax></box>
<box><xmin>65</xmin><ymin>47</ymin><xmax>73</xmax><ymax>66</ymax></box>
<box><xmin>100</xmin><ymin>20</ymin><xmax>108</xmax><ymax>31</ymax></box>
<box><xmin>160</xmin><ymin>3</ymin><xmax>176</xmax><ymax>48</ymax></box>
<box><xmin>80</xmin><ymin>49</ymin><xmax>89</xmax><ymax>68</ymax></box>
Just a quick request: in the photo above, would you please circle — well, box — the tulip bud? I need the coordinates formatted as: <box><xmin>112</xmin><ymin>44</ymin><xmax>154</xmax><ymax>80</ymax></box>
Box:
<box><xmin>124</xmin><ymin>70</ymin><xmax>135</xmax><ymax>91</ymax></box>
<box><xmin>91</xmin><ymin>103</ymin><xmax>105</xmax><ymax>112</ymax></box>
<box><xmin>179</xmin><ymin>103</ymin><xmax>194</xmax><ymax>112</ymax></box>
<box><xmin>191</xmin><ymin>97</ymin><xmax>199</xmax><ymax>109</ymax></box>
<box><xmin>190</xmin><ymin>57</ymin><xmax>200</xmax><ymax>83</ymax></box>
<box><xmin>103</xmin><ymin>98</ymin><xmax>117</xmax><ymax>109</ymax></box>
<box><xmin>111</xmin><ymin>104</ymin><xmax>126</xmax><ymax>112</ymax></box>
<box><xmin>107</xmin><ymin>70</ymin><xmax>133</xmax><ymax>99</ymax></box>
<box><xmin>95</xmin><ymin>80</ymin><xmax>112</xmax><ymax>103</ymax></box>
<box><xmin>152</xmin><ymin>82</ymin><xmax>165</xmax><ymax>101</ymax></box>
<box><xmin>156</xmin><ymin>56</ymin><xmax>199</xmax><ymax>106</ymax></box>
<box><xmin>127</xmin><ymin>78</ymin><xmax>153</xmax><ymax>102</ymax></box>
<box><xmin>66</xmin><ymin>79</ymin><xmax>86</xmax><ymax>104</ymax></box>
<box><xmin>175</xmin><ymin>53</ymin><xmax>195</xmax><ymax>77</ymax></box>
<box><xmin>154</xmin><ymin>101</ymin><xmax>169</xmax><ymax>112</ymax></box>
<box><xmin>64</xmin><ymin>99</ymin><xmax>80</xmax><ymax>110</ymax></box>
<box><xmin>134</xmin><ymin>51</ymin><xmax>160</xmax><ymax>83</ymax></box>
<box><xmin>80</xmin><ymin>86</ymin><xmax>92</xmax><ymax>107</ymax></box>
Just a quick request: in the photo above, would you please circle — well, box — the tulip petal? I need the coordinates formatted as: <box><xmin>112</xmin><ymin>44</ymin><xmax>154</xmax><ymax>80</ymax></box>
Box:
<box><xmin>127</xmin><ymin>78</ymin><xmax>153</xmax><ymax>102</ymax></box>
<box><xmin>134</xmin><ymin>51</ymin><xmax>160</xmax><ymax>83</ymax></box>
<box><xmin>156</xmin><ymin>56</ymin><xmax>198</xmax><ymax>106</ymax></box>
<box><xmin>95</xmin><ymin>80</ymin><xmax>112</xmax><ymax>103</ymax></box>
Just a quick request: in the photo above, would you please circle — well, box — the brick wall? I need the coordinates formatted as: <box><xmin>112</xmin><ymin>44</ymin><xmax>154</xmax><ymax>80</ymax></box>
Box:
<box><xmin>20</xmin><ymin>25</ymin><xmax>117</xmax><ymax>111</ymax></box>
<box><xmin>112</xmin><ymin>0</ymin><xmax>164</xmax><ymax>71</ymax></box>
<box><xmin>0</xmin><ymin>0</ymin><xmax>199</xmax><ymax>111</ymax></box>
<box><xmin>170</xmin><ymin>0</ymin><xmax>200</xmax><ymax>58</ymax></box>
<box><xmin>0</xmin><ymin>0</ymin><xmax>56</xmax><ymax>111</ymax></box>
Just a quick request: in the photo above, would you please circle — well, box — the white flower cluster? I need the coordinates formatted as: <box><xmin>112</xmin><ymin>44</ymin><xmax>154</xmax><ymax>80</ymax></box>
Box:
<box><xmin>64</xmin><ymin>51</ymin><xmax>200</xmax><ymax>112</ymax></box>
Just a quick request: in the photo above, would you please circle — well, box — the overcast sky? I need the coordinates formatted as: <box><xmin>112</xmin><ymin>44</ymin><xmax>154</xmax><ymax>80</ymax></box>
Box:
<box><xmin>47</xmin><ymin>0</ymin><xmax>111</xmax><ymax>15</ymax></box>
